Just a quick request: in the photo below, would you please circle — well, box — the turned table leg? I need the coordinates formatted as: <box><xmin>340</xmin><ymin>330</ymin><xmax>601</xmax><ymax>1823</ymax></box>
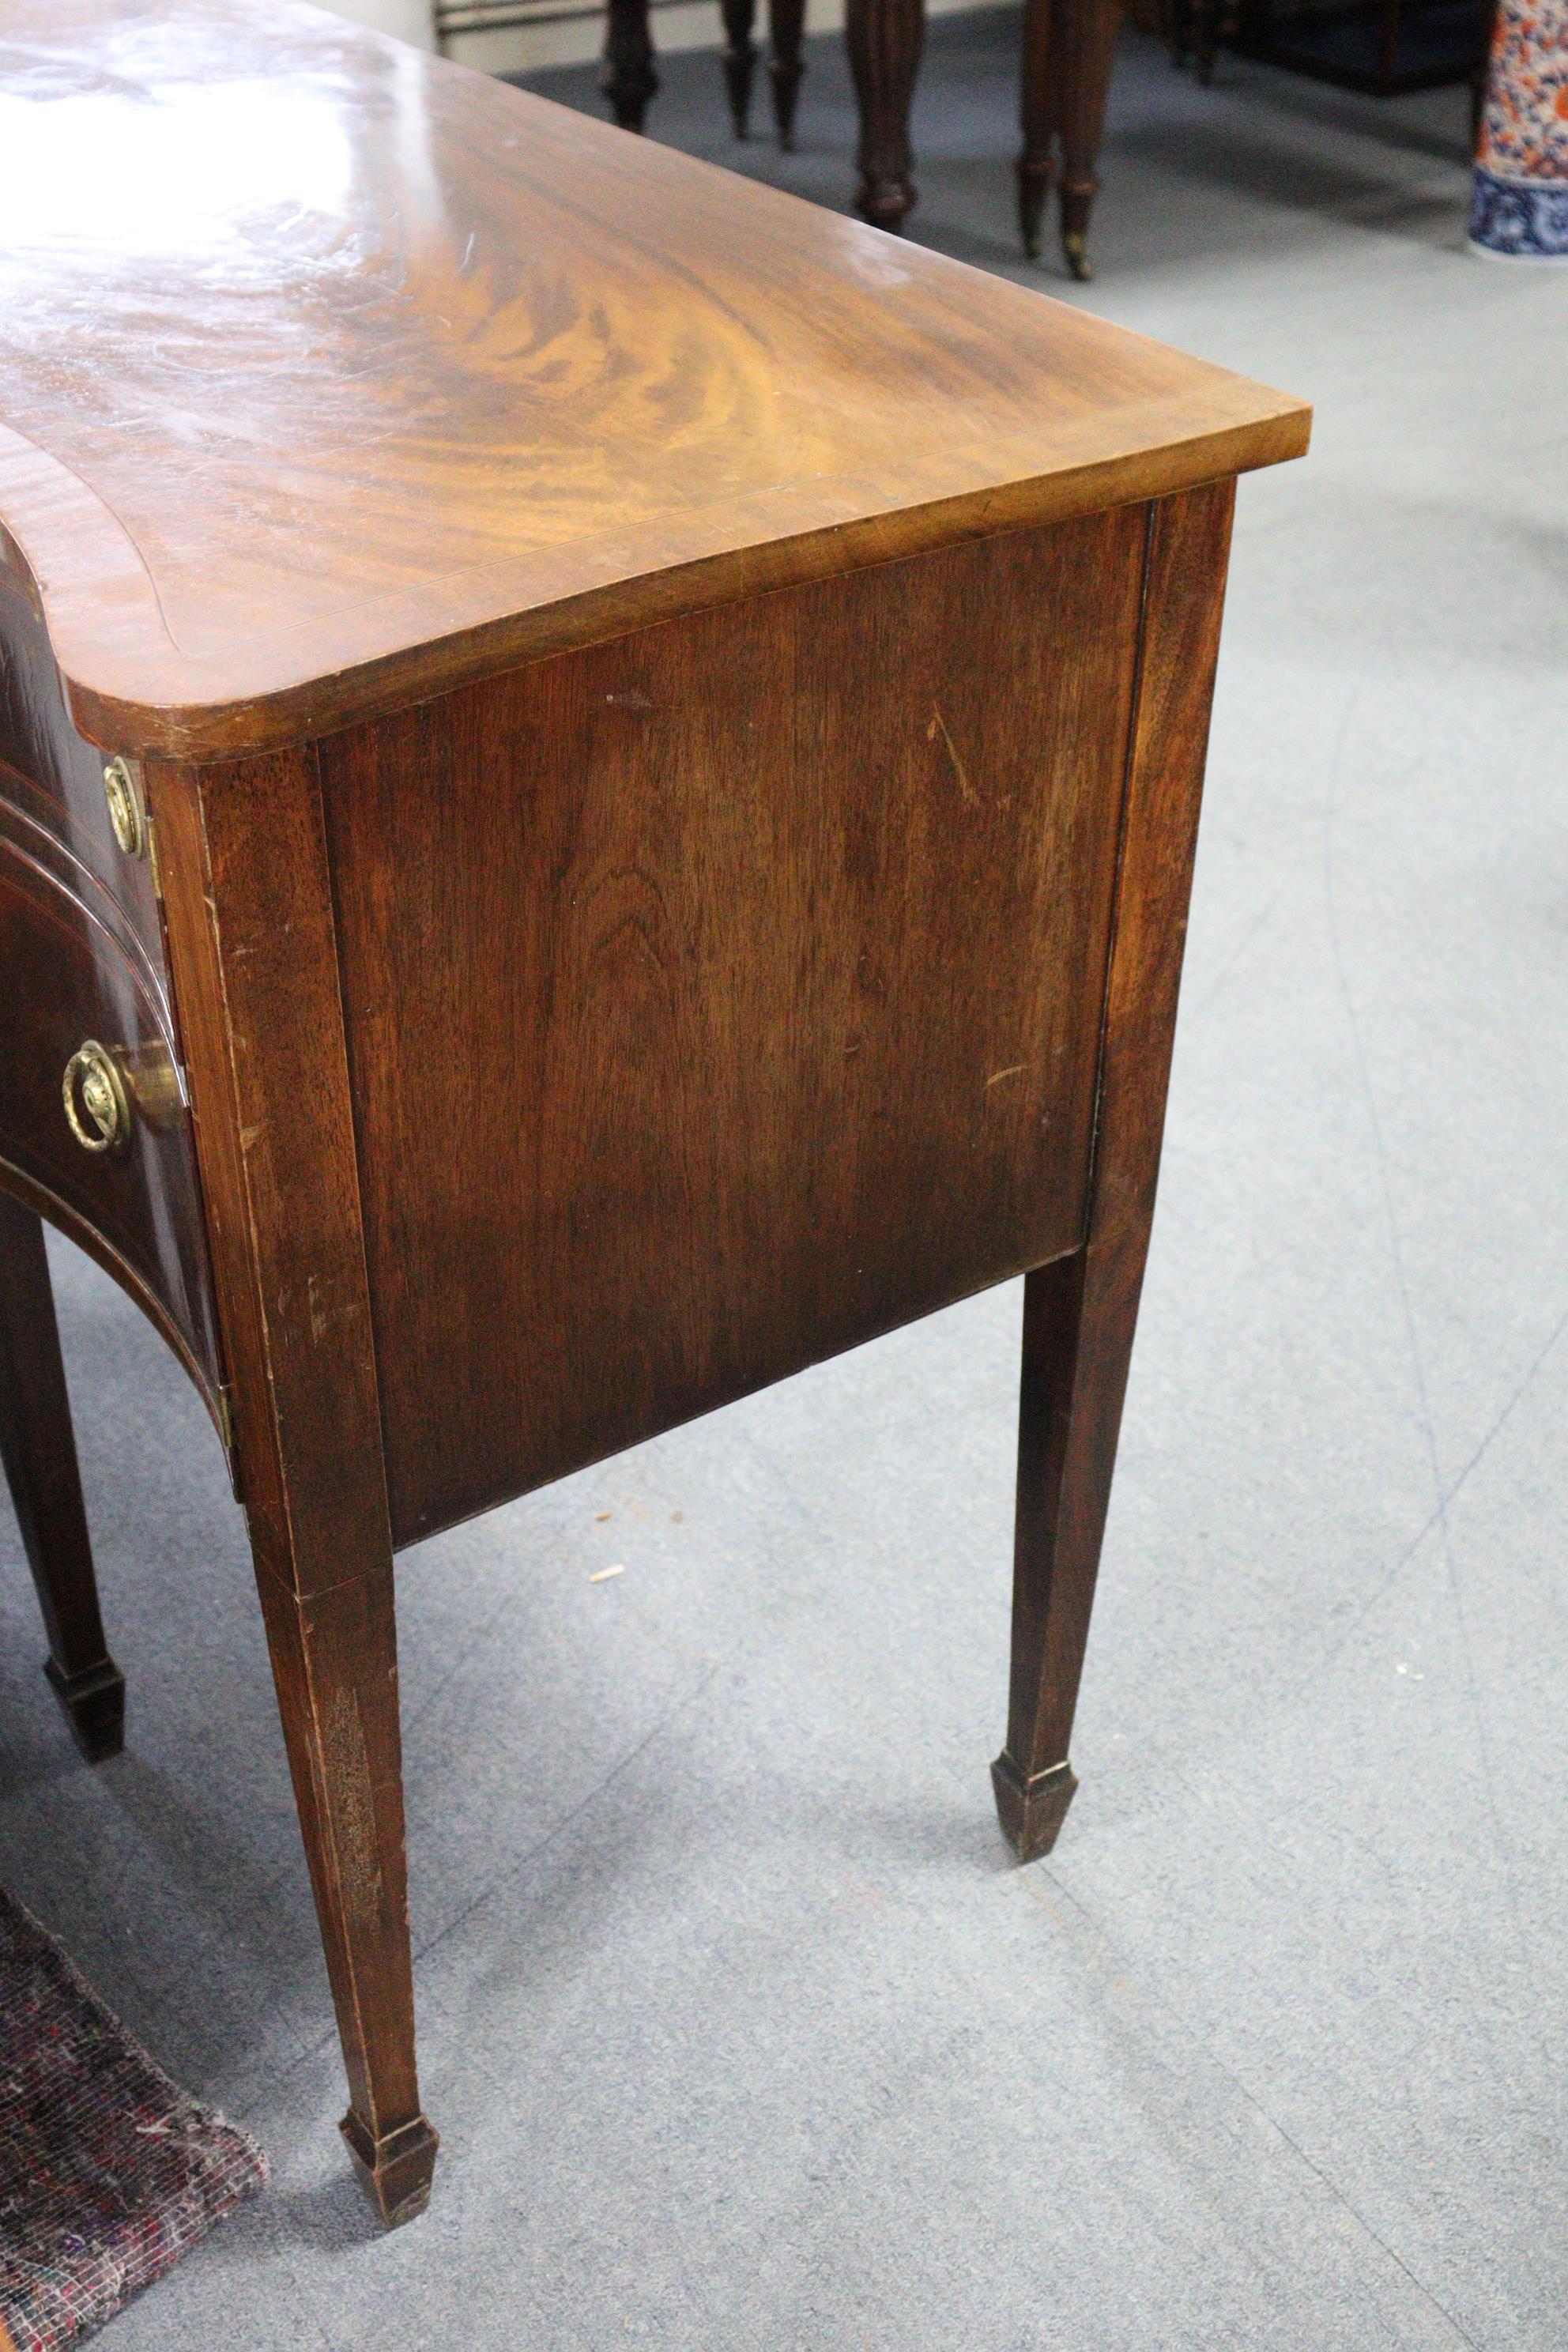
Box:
<box><xmin>769</xmin><ymin>0</ymin><xmax>808</xmax><ymax>147</ymax></box>
<box><xmin>0</xmin><ymin>1192</ymin><xmax>124</xmax><ymax>1762</ymax></box>
<box><xmin>1018</xmin><ymin>0</ymin><xmax>1057</xmax><ymax>263</ymax></box>
<box><xmin>993</xmin><ymin>481</ymin><xmax>1236</xmax><ymax>1860</ymax></box>
<box><xmin>601</xmin><ymin>0</ymin><xmax>659</xmax><ymax>131</ymax></box>
<box><xmin>720</xmin><ymin>0</ymin><xmax>759</xmax><ymax>134</ymax></box>
<box><xmin>846</xmin><ymin>0</ymin><xmax>925</xmax><ymax>229</ymax></box>
<box><xmin>151</xmin><ymin>752</ymin><xmax>438</xmax><ymax>2227</ymax></box>
<box><xmin>1018</xmin><ymin>0</ymin><xmax>1123</xmax><ymax>277</ymax></box>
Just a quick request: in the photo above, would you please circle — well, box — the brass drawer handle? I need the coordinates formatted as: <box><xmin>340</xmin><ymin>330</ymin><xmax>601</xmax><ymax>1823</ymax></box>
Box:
<box><xmin>63</xmin><ymin>1040</ymin><xmax>133</xmax><ymax>1155</ymax></box>
<box><xmin>103</xmin><ymin>757</ymin><xmax>145</xmax><ymax>858</ymax></box>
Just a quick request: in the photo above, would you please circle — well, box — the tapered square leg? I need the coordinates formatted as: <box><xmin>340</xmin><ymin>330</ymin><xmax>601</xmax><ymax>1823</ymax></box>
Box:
<box><xmin>0</xmin><ymin>1192</ymin><xmax>125</xmax><ymax>1762</ymax></box>
<box><xmin>152</xmin><ymin>748</ymin><xmax>438</xmax><ymax>2222</ymax></box>
<box><xmin>993</xmin><ymin>1250</ymin><xmax>1122</xmax><ymax>1860</ymax></box>
<box><xmin>253</xmin><ymin>1561</ymin><xmax>439</xmax><ymax>2229</ymax></box>
<box><xmin>341</xmin><ymin>2109</ymin><xmax>442</xmax><ymax>2230</ymax></box>
<box><xmin>991</xmin><ymin>1752</ymin><xmax>1078</xmax><ymax>1864</ymax></box>
<box><xmin>992</xmin><ymin>483</ymin><xmax>1238</xmax><ymax>1862</ymax></box>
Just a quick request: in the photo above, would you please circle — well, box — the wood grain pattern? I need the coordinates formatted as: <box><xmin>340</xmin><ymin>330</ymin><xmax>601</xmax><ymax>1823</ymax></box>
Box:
<box><xmin>0</xmin><ymin>1192</ymin><xmax>125</xmax><ymax>1761</ymax></box>
<box><xmin>0</xmin><ymin>0</ymin><xmax>1306</xmax><ymax>760</ymax></box>
<box><xmin>323</xmin><ymin>507</ymin><xmax>1145</xmax><ymax>1546</ymax></box>
<box><xmin>992</xmin><ymin>479</ymin><xmax>1236</xmax><ymax>1862</ymax></box>
<box><xmin>149</xmin><ymin>750</ymin><xmax>437</xmax><ymax>2227</ymax></box>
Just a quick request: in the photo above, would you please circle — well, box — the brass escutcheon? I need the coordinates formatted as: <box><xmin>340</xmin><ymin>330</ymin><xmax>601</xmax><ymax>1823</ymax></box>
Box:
<box><xmin>62</xmin><ymin>1040</ymin><xmax>133</xmax><ymax>1155</ymax></box>
<box><xmin>103</xmin><ymin>756</ymin><xmax>145</xmax><ymax>858</ymax></box>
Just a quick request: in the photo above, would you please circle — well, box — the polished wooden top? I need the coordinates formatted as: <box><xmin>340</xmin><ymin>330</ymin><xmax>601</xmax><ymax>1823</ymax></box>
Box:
<box><xmin>0</xmin><ymin>0</ymin><xmax>1308</xmax><ymax>757</ymax></box>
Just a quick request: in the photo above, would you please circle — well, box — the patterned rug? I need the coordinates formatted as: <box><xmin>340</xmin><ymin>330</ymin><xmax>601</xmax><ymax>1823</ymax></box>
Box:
<box><xmin>0</xmin><ymin>1889</ymin><xmax>266</xmax><ymax>2352</ymax></box>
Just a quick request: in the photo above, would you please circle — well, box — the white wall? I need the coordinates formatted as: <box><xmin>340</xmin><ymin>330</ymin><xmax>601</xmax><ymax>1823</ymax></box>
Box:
<box><xmin>322</xmin><ymin>0</ymin><xmax>977</xmax><ymax>82</ymax></box>
<box><xmin>322</xmin><ymin>0</ymin><xmax>436</xmax><ymax>50</ymax></box>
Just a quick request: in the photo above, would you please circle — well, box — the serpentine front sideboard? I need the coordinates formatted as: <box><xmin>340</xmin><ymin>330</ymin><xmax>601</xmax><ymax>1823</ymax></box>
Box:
<box><xmin>0</xmin><ymin>0</ymin><xmax>1308</xmax><ymax>2225</ymax></box>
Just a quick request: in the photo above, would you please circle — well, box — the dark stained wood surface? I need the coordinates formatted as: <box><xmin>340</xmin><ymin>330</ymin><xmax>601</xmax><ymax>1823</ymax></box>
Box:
<box><xmin>0</xmin><ymin>0</ymin><xmax>1306</xmax><ymax>758</ymax></box>
<box><xmin>324</xmin><ymin>507</ymin><xmax>1145</xmax><ymax>1546</ymax></box>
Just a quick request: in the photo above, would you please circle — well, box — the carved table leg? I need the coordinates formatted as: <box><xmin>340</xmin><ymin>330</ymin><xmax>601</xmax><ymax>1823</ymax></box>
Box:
<box><xmin>846</xmin><ymin>0</ymin><xmax>925</xmax><ymax>229</ymax></box>
<box><xmin>601</xmin><ymin>0</ymin><xmax>659</xmax><ymax>131</ymax></box>
<box><xmin>1018</xmin><ymin>0</ymin><xmax>1057</xmax><ymax>261</ymax></box>
<box><xmin>1061</xmin><ymin>0</ymin><xmax>1121</xmax><ymax>278</ymax></box>
<box><xmin>152</xmin><ymin>752</ymin><xmax>438</xmax><ymax>2227</ymax></box>
<box><xmin>769</xmin><ymin>0</ymin><xmax>808</xmax><ymax>148</ymax></box>
<box><xmin>993</xmin><ymin>482</ymin><xmax>1235</xmax><ymax>1861</ymax></box>
<box><xmin>0</xmin><ymin>1191</ymin><xmax>124</xmax><ymax>1762</ymax></box>
<box><xmin>721</xmin><ymin>0</ymin><xmax>758</xmax><ymax>134</ymax></box>
<box><xmin>1018</xmin><ymin>0</ymin><xmax>1123</xmax><ymax>277</ymax></box>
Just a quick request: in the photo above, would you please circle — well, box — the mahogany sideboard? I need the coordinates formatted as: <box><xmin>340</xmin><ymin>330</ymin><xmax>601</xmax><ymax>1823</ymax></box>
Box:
<box><xmin>0</xmin><ymin>0</ymin><xmax>1308</xmax><ymax>2225</ymax></box>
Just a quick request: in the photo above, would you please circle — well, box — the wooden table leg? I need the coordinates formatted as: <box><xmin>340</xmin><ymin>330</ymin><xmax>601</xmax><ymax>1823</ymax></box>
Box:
<box><xmin>1017</xmin><ymin>0</ymin><xmax>1123</xmax><ymax>277</ymax></box>
<box><xmin>769</xmin><ymin>0</ymin><xmax>808</xmax><ymax>148</ymax></box>
<box><xmin>993</xmin><ymin>481</ymin><xmax>1234</xmax><ymax>1861</ymax></box>
<box><xmin>152</xmin><ymin>752</ymin><xmax>438</xmax><ymax>2229</ymax></box>
<box><xmin>846</xmin><ymin>0</ymin><xmax>925</xmax><ymax>229</ymax></box>
<box><xmin>601</xmin><ymin>0</ymin><xmax>659</xmax><ymax>132</ymax></box>
<box><xmin>0</xmin><ymin>1191</ymin><xmax>124</xmax><ymax>1762</ymax></box>
<box><xmin>1018</xmin><ymin>0</ymin><xmax>1057</xmax><ymax>266</ymax></box>
<box><xmin>720</xmin><ymin>0</ymin><xmax>758</xmax><ymax>134</ymax></box>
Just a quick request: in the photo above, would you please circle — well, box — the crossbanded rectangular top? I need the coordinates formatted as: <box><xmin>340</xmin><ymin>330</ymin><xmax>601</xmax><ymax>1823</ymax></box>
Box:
<box><xmin>0</xmin><ymin>0</ymin><xmax>1309</xmax><ymax>757</ymax></box>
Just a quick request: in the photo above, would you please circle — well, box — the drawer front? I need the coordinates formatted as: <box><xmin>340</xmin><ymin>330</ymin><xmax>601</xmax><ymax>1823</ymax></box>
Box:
<box><xmin>0</xmin><ymin>814</ymin><xmax>220</xmax><ymax>1402</ymax></box>
<box><xmin>0</xmin><ymin>559</ymin><xmax>164</xmax><ymax>963</ymax></box>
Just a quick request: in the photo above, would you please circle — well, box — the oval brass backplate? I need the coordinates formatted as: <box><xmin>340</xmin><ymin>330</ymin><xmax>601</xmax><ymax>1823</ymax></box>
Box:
<box><xmin>103</xmin><ymin>756</ymin><xmax>146</xmax><ymax>859</ymax></box>
<box><xmin>62</xmin><ymin>1039</ymin><xmax>133</xmax><ymax>1155</ymax></box>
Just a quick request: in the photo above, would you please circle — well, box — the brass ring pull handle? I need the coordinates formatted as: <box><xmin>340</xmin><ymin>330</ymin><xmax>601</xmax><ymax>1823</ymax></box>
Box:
<box><xmin>103</xmin><ymin>757</ymin><xmax>146</xmax><ymax>859</ymax></box>
<box><xmin>62</xmin><ymin>1040</ymin><xmax>133</xmax><ymax>1155</ymax></box>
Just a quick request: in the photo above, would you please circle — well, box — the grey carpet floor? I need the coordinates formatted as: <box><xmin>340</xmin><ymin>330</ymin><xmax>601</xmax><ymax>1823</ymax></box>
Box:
<box><xmin>3</xmin><ymin>16</ymin><xmax>1566</xmax><ymax>2347</ymax></box>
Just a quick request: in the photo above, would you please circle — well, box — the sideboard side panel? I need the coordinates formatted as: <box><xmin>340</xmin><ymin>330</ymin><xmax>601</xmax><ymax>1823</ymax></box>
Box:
<box><xmin>322</xmin><ymin>508</ymin><xmax>1148</xmax><ymax>1547</ymax></box>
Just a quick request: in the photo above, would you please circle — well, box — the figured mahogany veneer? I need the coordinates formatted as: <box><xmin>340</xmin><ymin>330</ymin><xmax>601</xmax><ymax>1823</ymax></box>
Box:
<box><xmin>0</xmin><ymin>0</ymin><xmax>1308</xmax><ymax>2226</ymax></box>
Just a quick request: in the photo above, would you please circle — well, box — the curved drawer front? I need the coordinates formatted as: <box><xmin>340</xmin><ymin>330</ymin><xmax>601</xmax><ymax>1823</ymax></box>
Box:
<box><xmin>0</xmin><ymin>564</ymin><xmax>165</xmax><ymax>966</ymax></box>
<box><xmin>0</xmin><ymin>823</ymin><xmax>220</xmax><ymax>1400</ymax></box>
